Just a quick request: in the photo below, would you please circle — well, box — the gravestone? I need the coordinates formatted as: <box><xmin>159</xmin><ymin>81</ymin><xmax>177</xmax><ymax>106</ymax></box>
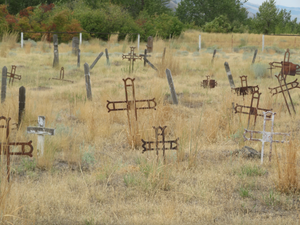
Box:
<box><xmin>27</xmin><ymin>116</ymin><xmax>55</xmax><ymax>156</ymax></box>
<box><xmin>105</xmin><ymin>48</ymin><xmax>110</xmax><ymax>66</ymax></box>
<box><xmin>72</xmin><ymin>37</ymin><xmax>79</xmax><ymax>55</ymax></box>
<box><xmin>18</xmin><ymin>86</ymin><xmax>26</xmax><ymax>127</ymax></box>
<box><xmin>77</xmin><ymin>49</ymin><xmax>80</xmax><ymax>68</ymax></box>
<box><xmin>53</xmin><ymin>34</ymin><xmax>59</xmax><ymax>67</ymax></box>
<box><xmin>165</xmin><ymin>69</ymin><xmax>178</xmax><ymax>105</ymax></box>
<box><xmin>1</xmin><ymin>66</ymin><xmax>7</xmax><ymax>103</ymax></box>
<box><xmin>146</xmin><ymin>36</ymin><xmax>153</xmax><ymax>53</ymax></box>
<box><xmin>84</xmin><ymin>63</ymin><xmax>92</xmax><ymax>100</ymax></box>
<box><xmin>224</xmin><ymin>62</ymin><xmax>235</xmax><ymax>88</ymax></box>
<box><xmin>90</xmin><ymin>52</ymin><xmax>103</xmax><ymax>70</ymax></box>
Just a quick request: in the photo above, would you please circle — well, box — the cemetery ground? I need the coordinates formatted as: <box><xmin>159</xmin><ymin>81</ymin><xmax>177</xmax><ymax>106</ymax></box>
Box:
<box><xmin>0</xmin><ymin>31</ymin><xmax>300</xmax><ymax>224</ymax></box>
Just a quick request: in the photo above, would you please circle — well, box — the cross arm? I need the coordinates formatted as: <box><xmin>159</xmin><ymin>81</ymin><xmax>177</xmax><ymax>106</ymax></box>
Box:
<box><xmin>7</xmin><ymin>73</ymin><xmax>21</xmax><ymax>80</ymax></box>
<box><xmin>243</xmin><ymin>129</ymin><xmax>289</xmax><ymax>143</ymax></box>
<box><xmin>27</xmin><ymin>127</ymin><xmax>55</xmax><ymax>135</ymax></box>
<box><xmin>106</xmin><ymin>99</ymin><xmax>157</xmax><ymax>112</ymax></box>
<box><xmin>141</xmin><ymin>138</ymin><xmax>179</xmax><ymax>153</ymax></box>
<box><xmin>0</xmin><ymin>141</ymin><xmax>34</xmax><ymax>157</ymax></box>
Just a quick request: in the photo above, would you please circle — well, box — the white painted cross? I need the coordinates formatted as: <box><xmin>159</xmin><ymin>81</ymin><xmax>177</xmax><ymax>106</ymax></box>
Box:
<box><xmin>243</xmin><ymin>111</ymin><xmax>289</xmax><ymax>164</ymax></box>
<box><xmin>27</xmin><ymin>116</ymin><xmax>55</xmax><ymax>156</ymax></box>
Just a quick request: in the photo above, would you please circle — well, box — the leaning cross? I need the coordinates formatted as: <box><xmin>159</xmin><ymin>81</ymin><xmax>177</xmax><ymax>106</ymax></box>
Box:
<box><xmin>141</xmin><ymin>126</ymin><xmax>179</xmax><ymax>164</ymax></box>
<box><xmin>122</xmin><ymin>46</ymin><xmax>142</xmax><ymax>73</ymax></box>
<box><xmin>27</xmin><ymin>116</ymin><xmax>55</xmax><ymax>156</ymax></box>
<box><xmin>0</xmin><ymin>116</ymin><xmax>34</xmax><ymax>182</ymax></box>
<box><xmin>243</xmin><ymin>111</ymin><xmax>289</xmax><ymax>164</ymax></box>
<box><xmin>50</xmin><ymin>67</ymin><xmax>74</xmax><ymax>83</ymax></box>
<box><xmin>7</xmin><ymin>65</ymin><xmax>21</xmax><ymax>85</ymax></box>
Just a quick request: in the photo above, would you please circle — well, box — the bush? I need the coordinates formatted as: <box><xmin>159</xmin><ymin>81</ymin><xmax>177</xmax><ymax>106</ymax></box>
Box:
<box><xmin>203</xmin><ymin>15</ymin><xmax>231</xmax><ymax>33</ymax></box>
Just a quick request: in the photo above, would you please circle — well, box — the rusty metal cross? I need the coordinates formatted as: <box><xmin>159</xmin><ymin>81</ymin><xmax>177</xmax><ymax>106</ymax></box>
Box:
<box><xmin>7</xmin><ymin>65</ymin><xmax>21</xmax><ymax>85</ymax></box>
<box><xmin>141</xmin><ymin>126</ymin><xmax>179</xmax><ymax>163</ymax></box>
<box><xmin>234</xmin><ymin>90</ymin><xmax>272</xmax><ymax>128</ymax></box>
<box><xmin>243</xmin><ymin>111</ymin><xmax>289</xmax><ymax>164</ymax></box>
<box><xmin>122</xmin><ymin>47</ymin><xmax>142</xmax><ymax>73</ymax></box>
<box><xmin>0</xmin><ymin>116</ymin><xmax>34</xmax><ymax>181</ymax></box>
<box><xmin>201</xmin><ymin>76</ymin><xmax>217</xmax><ymax>88</ymax></box>
<box><xmin>50</xmin><ymin>67</ymin><xmax>74</xmax><ymax>83</ymax></box>
<box><xmin>106</xmin><ymin>78</ymin><xmax>156</xmax><ymax>137</ymax></box>
<box><xmin>232</xmin><ymin>75</ymin><xmax>259</xmax><ymax>96</ymax></box>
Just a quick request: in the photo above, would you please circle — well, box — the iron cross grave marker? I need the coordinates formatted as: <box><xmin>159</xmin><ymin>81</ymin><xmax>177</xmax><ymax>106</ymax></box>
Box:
<box><xmin>122</xmin><ymin>47</ymin><xmax>142</xmax><ymax>73</ymax></box>
<box><xmin>7</xmin><ymin>65</ymin><xmax>21</xmax><ymax>85</ymax></box>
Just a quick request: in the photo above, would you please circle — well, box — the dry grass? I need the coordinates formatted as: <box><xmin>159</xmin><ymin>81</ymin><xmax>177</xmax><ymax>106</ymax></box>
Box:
<box><xmin>0</xmin><ymin>31</ymin><xmax>299</xmax><ymax>224</ymax></box>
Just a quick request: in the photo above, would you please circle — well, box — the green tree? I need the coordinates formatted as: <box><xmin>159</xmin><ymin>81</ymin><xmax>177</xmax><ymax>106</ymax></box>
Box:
<box><xmin>175</xmin><ymin>0</ymin><xmax>248</xmax><ymax>27</ymax></box>
<box><xmin>252</xmin><ymin>0</ymin><xmax>278</xmax><ymax>34</ymax></box>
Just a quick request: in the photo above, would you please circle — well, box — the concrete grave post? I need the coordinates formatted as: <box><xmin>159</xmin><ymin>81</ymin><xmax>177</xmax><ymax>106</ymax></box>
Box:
<box><xmin>90</xmin><ymin>52</ymin><xmax>104</xmax><ymax>70</ymax></box>
<box><xmin>84</xmin><ymin>63</ymin><xmax>92</xmax><ymax>101</ymax></box>
<box><xmin>224</xmin><ymin>62</ymin><xmax>235</xmax><ymax>88</ymax></box>
<box><xmin>146</xmin><ymin>36</ymin><xmax>153</xmax><ymax>53</ymax></box>
<box><xmin>18</xmin><ymin>86</ymin><xmax>26</xmax><ymax>127</ymax></box>
<box><xmin>53</xmin><ymin>34</ymin><xmax>59</xmax><ymax>67</ymax></box>
<box><xmin>1</xmin><ymin>66</ymin><xmax>7</xmax><ymax>103</ymax></box>
<box><xmin>27</xmin><ymin>116</ymin><xmax>55</xmax><ymax>156</ymax></box>
<box><xmin>166</xmin><ymin>69</ymin><xmax>178</xmax><ymax>105</ymax></box>
<box><xmin>105</xmin><ymin>48</ymin><xmax>110</xmax><ymax>66</ymax></box>
<box><xmin>72</xmin><ymin>37</ymin><xmax>79</xmax><ymax>55</ymax></box>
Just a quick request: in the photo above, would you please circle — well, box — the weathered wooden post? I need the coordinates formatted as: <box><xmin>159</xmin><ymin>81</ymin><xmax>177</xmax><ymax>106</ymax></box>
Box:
<box><xmin>224</xmin><ymin>62</ymin><xmax>235</xmax><ymax>88</ymax></box>
<box><xmin>146</xmin><ymin>36</ymin><xmax>153</xmax><ymax>53</ymax></box>
<box><xmin>143</xmin><ymin>49</ymin><xmax>147</xmax><ymax>67</ymax></box>
<box><xmin>252</xmin><ymin>49</ymin><xmax>258</xmax><ymax>64</ymax></box>
<box><xmin>53</xmin><ymin>34</ymin><xmax>59</xmax><ymax>67</ymax></box>
<box><xmin>21</xmin><ymin>32</ymin><xmax>23</xmax><ymax>48</ymax></box>
<box><xmin>27</xmin><ymin>116</ymin><xmax>55</xmax><ymax>156</ymax></box>
<box><xmin>211</xmin><ymin>49</ymin><xmax>217</xmax><ymax>63</ymax></box>
<box><xmin>199</xmin><ymin>34</ymin><xmax>201</xmax><ymax>52</ymax></box>
<box><xmin>105</xmin><ymin>48</ymin><xmax>110</xmax><ymax>66</ymax></box>
<box><xmin>165</xmin><ymin>69</ymin><xmax>178</xmax><ymax>105</ymax></box>
<box><xmin>77</xmin><ymin>49</ymin><xmax>80</xmax><ymax>68</ymax></box>
<box><xmin>90</xmin><ymin>52</ymin><xmax>103</xmax><ymax>70</ymax></box>
<box><xmin>18</xmin><ymin>86</ymin><xmax>26</xmax><ymax>127</ymax></box>
<box><xmin>1</xmin><ymin>66</ymin><xmax>7</xmax><ymax>103</ymax></box>
<box><xmin>162</xmin><ymin>47</ymin><xmax>166</xmax><ymax>65</ymax></box>
<box><xmin>72</xmin><ymin>37</ymin><xmax>79</xmax><ymax>55</ymax></box>
<box><xmin>84</xmin><ymin>63</ymin><xmax>92</xmax><ymax>101</ymax></box>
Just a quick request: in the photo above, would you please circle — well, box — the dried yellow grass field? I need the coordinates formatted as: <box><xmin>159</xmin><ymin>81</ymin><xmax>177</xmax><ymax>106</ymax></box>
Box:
<box><xmin>0</xmin><ymin>31</ymin><xmax>300</xmax><ymax>224</ymax></box>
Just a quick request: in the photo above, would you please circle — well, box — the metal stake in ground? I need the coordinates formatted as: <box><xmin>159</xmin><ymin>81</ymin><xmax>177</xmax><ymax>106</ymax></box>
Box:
<box><xmin>0</xmin><ymin>116</ymin><xmax>33</xmax><ymax>182</ymax></box>
<box><xmin>105</xmin><ymin>48</ymin><xmax>110</xmax><ymax>66</ymax></box>
<box><xmin>122</xmin><ymin>47</ymin><xmax>142</xmax><ymax>73</ymax></box>
<box><xmin>84</xmin><ymin>63</ymin><xmax>92</xmax><ymax>101</ymax></box>
<box><xmin>234</xmin><ymin>90</ymin><xmax>272</xmax><ymax>129</ymax></box>
<box><xmin>18</xmin><ymin>86</ymin><xmax>26</xmax><ymax>127</ymax></box>
<box><xmin>50</xmin><ymin>67</ymin><xmax>74</xmax><ymax>83</ymax></box>
<box><xmin>166</xmin><ymin>69</ymin><xmax>178</xmax><ymax>105</ymax></box>
<box><xmin>141</xmin><ymin>126</ymin><xmax>179</xmax><ymax>164</ymax></box>
<box><xmin>90</xmin><ymin>52</ymin><xmax>103</xmax><ymax>70</ymax></box>
<box><xmin>244</xmin><ymin>111</ymin><xmax>289</xmax><ymax>164</ymax></box>
<box><xmin>27</xmin><ymin>116</ymin><xmax>55</xmax><ymax>156</ymax></box>
<box><xmin>53</xmin><ymin>34</ymin><xmax>59</xmax><ymax>67</ymax></box>
<box><xmin>252</xmin><ymin>49</ymin><xmax>258</xmax><ymax>64</ymax></box>
<box><xmin>7</xmin><ymin>65</ymin><xmax>21</xmax><ymax>85</ymax></box>
<box><xmin>224</xmin><ymin>62</ymin><xmax>235</xmax><ymax>88</ymax></box>
<box><xmin>77</xmin><ymin>49</ymin><xmax>80</xmax><ymax>68</ymax></box>
<box><xmin>106</xmin><ymin>78</ymin><xmax>156</xmax><ymax>138</ymax></box>
<box><xmin>1</xmin><ymin>66</ymin><xmax>7</xmax><ymax>103</ymax></box>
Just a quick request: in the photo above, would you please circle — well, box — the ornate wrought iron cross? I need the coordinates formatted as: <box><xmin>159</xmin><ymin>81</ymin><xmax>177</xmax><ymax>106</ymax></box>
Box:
<box><xmin>7</xmin><ymin>65</ymin><xmax>21</xmax><ymax>85</ymax></box>
<box><xmin>141</xmin><ymin>126</ymin><xmax>179</xmax><ymax>163</ymax></box>
<box><xmin>232</xmin><ymin>75</ymin><xmax>259</xmax><ymax>96</ymax></box>
<box><xmin>0</xmin><ymin>116</ymin><xmax>34</xmax><ymax>181</ymax></box>
<box><xmin>122</xmin><ymin>47</ymin><xmax>142</xmax><ymax>73</ymax></box>
<box><xmin>201</xmin><ymin>76</ymin><xmax>217</xmax><ymax>88</ymax></box>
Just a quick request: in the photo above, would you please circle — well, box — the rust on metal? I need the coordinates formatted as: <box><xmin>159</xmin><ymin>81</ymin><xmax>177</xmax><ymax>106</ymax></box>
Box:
<box><xmin>232</xmin><ymin>75</ymin><xmax>259</xmax><ymax>96</ymax></box>
<box><xmin>244</xmin><ymin>111</ymin><xmax>289</xmax><ymax>163</ymax></box>
<box><xmin>201</xmin><ymin>76</ymin><xmax>217</xmax><ymax>88</ymax></box>
<box><xmin>106</xmin><ymin>78</ymin><xmax>156</xmax><ymax>138</ymax></box>
<box><xmin>122</xmin><ymin>47</ymin><xmax>143</xmax><ymax>73</ymax></box>
<box><xmin>50</xmin><ymin>67</ymin><xmax>74</xmax><ymax>83</ymax></box>
<box><xmin>141</xmin><ymin>126</ymin><xmax>179</xmax><ymax>164</ymax></box>
<box><xmin>7</xmin><ymin>65</ymin><xmax>21</xmax><ymax>85</ymax></box>
<box><xmin>0</xmin><ymin>116</ymin><xmax>33</xmax><ymax>182</ymax></box>
<box><xmin>234</xmin><ymin>90</ymin><xmax>272</xmax><ymax>128</ymax></box>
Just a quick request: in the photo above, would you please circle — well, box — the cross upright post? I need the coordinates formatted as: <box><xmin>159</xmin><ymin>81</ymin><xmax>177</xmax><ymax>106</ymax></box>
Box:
<box><xmin>141</xmin><ymin>126</ymin><xmax>179</xmax><ymax>164</ymax></box>
<box><xmin>27</xmin><ymin>116</ymin><xmax>55</xmax><ymax>156</ymax></box>
<box><xmin>243</xmin><ymin>111</ymin><xmax>289</xmax><ymax>164</ymax></box>
<box><xmin>0</xmin><ymin>116</ymin><xmax>34</xmax><ymax>182</ymax></box>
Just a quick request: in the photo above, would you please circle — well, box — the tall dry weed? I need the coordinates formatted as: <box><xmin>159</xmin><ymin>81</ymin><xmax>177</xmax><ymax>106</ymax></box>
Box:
<box><xmin>0</xmin><ymin>31</ymin><xmax>18</xmax><ymax>57</ymax></box>
<box><xmin>275</xmin><ymin>138</ymin><xmax>299</xmax><ymax>193</ymax></box>
<box><xmin>157</xmin><ymin>48</ymin><xmax>181</xmax><ymax>78</ymax></box>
